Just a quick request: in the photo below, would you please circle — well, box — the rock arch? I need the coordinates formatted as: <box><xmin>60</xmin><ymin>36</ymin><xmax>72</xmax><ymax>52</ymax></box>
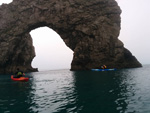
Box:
<box><xmin>0</xmin><ymin>0</ymin><xmax>141</xmax><ymax>73</ymax></box>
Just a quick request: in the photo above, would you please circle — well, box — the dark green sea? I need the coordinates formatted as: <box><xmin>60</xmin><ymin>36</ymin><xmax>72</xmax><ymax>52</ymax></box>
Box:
<box><xmin>0</xmin><ymin>65</ymin><xmax>150</xmax><ymax>113</ymax></box>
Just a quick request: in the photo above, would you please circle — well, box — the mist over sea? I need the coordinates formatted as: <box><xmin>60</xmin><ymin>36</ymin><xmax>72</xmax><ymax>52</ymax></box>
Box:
<box><xmin>0</xmin><ymin>65</ymin><xmax>150</xmax><ymax>113</ymax></box>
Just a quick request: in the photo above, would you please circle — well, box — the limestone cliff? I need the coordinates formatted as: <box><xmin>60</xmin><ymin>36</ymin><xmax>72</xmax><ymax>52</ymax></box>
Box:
<box><xmin>0</xmin><ymin>0</ymin><xmax>142</xmax><ymax>74</ymax></box>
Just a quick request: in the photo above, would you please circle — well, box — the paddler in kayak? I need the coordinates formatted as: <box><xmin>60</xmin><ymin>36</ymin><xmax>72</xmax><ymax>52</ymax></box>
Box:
<box><xmin>101</xmin><ymin>65</ymin><xmax>107</xmax><ymax>69</ymax></box>
<box><xmin>14</xmin><ymin>68</ymin><xmax>25</xmax><ymax>78</ymax></box>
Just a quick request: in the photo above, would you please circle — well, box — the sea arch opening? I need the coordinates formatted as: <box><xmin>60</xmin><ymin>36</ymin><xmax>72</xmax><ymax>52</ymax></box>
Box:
<box><xmin>30</xmin><ymin>26</ymin><xmax>73</xmax><ymax>71</ymax></box>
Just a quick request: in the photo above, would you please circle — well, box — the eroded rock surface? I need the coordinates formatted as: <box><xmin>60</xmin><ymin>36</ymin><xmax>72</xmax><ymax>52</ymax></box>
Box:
<box><xmin>0</xmin><ymin>0</ymin><xmax>142</xmax><ymax>73</ymax></box>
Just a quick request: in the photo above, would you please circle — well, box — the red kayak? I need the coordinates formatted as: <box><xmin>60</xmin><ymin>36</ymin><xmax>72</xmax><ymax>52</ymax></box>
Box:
<box><xmin>11</xmin><ymin>75</ymin><xmax>29</xmax><ymax>82</ymax></box>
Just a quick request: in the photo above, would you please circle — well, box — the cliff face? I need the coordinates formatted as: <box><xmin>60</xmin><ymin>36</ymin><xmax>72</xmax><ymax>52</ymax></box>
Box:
<box><xmin>0</xmin><ymin>0</ymin><xmax>141</xmax><ymax>73</ymax></box>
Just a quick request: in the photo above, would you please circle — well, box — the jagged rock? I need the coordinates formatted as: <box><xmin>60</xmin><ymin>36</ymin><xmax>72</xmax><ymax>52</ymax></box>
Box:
<box><xmin>0</xmin><ymin>0</ymin><xmax>142</xmax><ymax>74</ymax></box>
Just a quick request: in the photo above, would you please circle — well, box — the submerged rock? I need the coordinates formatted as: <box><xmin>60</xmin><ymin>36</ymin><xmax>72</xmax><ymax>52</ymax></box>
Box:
<box><xmin>0</xmin><ymin>0</ymin><xmax>142</xmax><ymax>74</ymax></box>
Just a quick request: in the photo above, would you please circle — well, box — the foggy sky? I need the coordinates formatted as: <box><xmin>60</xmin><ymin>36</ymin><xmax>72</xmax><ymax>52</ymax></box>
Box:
<box><xmin>30</xmin><ymin>28</ymin><xmax>73</xmax><ymax>71</ymax></box>
<box><xmin>0</xmin><ymin>0</ymin><xmax>150</xmax><ymax>71</ymax></box>
<box><xmin>118</xmin><ymin>0</ymin><xmax>150</xmax><ymax>65</ymax></box>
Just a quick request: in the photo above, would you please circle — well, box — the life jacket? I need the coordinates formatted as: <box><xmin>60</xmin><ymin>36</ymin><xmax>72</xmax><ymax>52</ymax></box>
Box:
<box><xmin>104</xmin><ymin>65</ymin><xmax>107</xmax><ymax>69</ymax></box>
<box><xmin>17</xmin><ymin>71</ymin><xmax>22</xmax><ymax>76</ymax></box>
<box><xmin>102</xmin><ymin>65</ymin><xmax>107</xmax><ymax>69</ymax></box>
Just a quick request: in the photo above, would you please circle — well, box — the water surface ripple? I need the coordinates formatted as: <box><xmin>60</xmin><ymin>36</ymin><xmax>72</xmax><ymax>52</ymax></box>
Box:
<box><xmin>0</xmin><ymin>65</ymin><xmax>150</xmax><ymax>113</ymax></box>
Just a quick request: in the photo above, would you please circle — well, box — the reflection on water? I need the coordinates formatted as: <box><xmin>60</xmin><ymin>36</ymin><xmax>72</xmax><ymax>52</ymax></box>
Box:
<box><xmin>0</xmin><ymin>65</ymin><xmax>150</xmax><ymax>113</ymax></box>
<box><xmin>0</xmin><ymin>75</ymin><xmax>34</xmax><ymax>113</ymax></box>
<box><xmin>72</xmin><ymin>70</ymin><xmax>128</xmax><ymax>113</ymax></box>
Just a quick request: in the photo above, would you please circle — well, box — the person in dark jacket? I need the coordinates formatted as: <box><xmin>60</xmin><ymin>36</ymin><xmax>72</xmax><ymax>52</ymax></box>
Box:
<box><xmin>14</xmin><ymin>68</ymin><xmax>24</xmax><ymax>78</ymax></box>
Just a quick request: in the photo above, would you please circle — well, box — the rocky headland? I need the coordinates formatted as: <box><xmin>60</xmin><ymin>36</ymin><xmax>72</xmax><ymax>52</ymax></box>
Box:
<box><xmin>0</xmin><ymin>0</ymin><xmax>142</xmax><ymax>74</ymax></box>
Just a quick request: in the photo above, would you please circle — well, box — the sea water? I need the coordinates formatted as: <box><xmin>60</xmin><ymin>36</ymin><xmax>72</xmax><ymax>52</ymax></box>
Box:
<box><xmin>0</xmin><ymin>65</ymin><xmax>150</xmax><ymax>113</ymax></box>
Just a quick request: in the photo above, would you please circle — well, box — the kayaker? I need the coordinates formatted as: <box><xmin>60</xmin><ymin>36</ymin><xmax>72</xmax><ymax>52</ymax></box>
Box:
<box><xmin>101</xmin><ymin>65</ymin><xmax>107</xmax><ymax>69</ymax></box>
<box><xmin>14</xmin><ymin>68</ymin><xmax>24</xmax><ymax>78</ymax></box>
